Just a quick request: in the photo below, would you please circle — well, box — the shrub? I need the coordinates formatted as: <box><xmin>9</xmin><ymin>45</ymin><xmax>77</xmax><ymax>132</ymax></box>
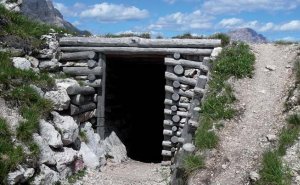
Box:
<box><xmin>209</xmin><ymin>33</ymin><xmax>230</xmax><ymax>47</ymax></box>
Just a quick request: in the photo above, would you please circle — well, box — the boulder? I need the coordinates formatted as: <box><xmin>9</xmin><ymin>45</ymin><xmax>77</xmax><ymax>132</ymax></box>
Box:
<box><xmin>211</xmin><ymin>47</ymin><xmax>222</xmax><ymax>60</ymax></box>
<box><xmin>80</xmin><ymin>122</ymin><xmax>105</xmax><ymax>157</ymax></box>
<box><xmin>0</xmin><ymin>0</ymin><xmax>22</xmax><ymax>11</ymax></box>
<box><xmin>53</xmin><ymin>147</ymin><xmax>78</xmax><ymax>179</ymax></box>
<box><xmin>39</xmin><ymin>119</ymin><xmax>63</xmax><ymax>148</ymax></box>
<box><xmin>104</xmin><ymin>131</ymin><xmax>127</xmax><ymax>163</ymax></box>
<box><xmin>39</xmin><ymin>59</ymin><xmax>59</xmax><ymax>72</ymax></box>
<box><xmin>12</xmin><ymin>57</ymin><xmax>31</xmax><ymax>70</ymax></box>
<box><xmin>55</xmin><ymin>78</ymin><xmax>79</xmax><ymax>90</ymax></box>
<box><xmin>32</xmin><ymin>164</ymin><xmax>59</xmax><ymax>185</ymax></box>
<box><xmin>51</xmin><ymin>111</ymin><xmax>79</xmax><ymax>145</ymax></box>
<box><xmin>26</xmin><ymin>56</ymin><xmax>39</xmax><ymax>68</ymax></box>
<box><xmin>79</xmin><ymin>142</ymin><xmax>100</xmax><ymax>169</ymax></box>
<box><xmin>7</xmin><ymin>166</ymin><xmax>24</xmax><ymax>185</ymax></box>
<box><xmin>44</xmin><ymin>88</ymin><xmax>70</xmax><ymax>111</ymax></box>
<box><xmin>33</xmin><ymin>134</ymin><xmax>56</xmax><ymax>165</ymax></box>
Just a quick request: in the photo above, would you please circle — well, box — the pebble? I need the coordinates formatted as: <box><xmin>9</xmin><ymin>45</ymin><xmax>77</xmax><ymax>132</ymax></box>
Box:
<box><xmin>249</xmin><ymin>171</ymin><xmax>260</xmax><ymax>182</ymax></box>
<box><xmin>266</xmin><ymin>134</ymin><xmax>277</xmax><ymax>142</ymax></box>
<box><xmin>265</xmin><ymin>65</ymin><xmax>276</xmax><ymax>71</ymax></box>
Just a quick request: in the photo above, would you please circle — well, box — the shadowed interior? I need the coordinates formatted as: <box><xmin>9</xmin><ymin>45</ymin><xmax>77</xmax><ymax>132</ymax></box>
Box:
<box><xmin>105</xmin><ymin>56</ymin><xmax>165</xmax><ymax>163</ymax></box>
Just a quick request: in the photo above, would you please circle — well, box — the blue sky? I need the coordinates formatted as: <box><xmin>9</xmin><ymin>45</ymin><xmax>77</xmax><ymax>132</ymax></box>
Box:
<box><xmin>53</xmin><ymin>0</ymin><xmax>300</xmax><ymax>41</ymax></box>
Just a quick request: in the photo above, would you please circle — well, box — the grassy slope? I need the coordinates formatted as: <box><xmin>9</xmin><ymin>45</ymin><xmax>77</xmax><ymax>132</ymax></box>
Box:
<box><xmin>184</xmin><ymin>42</ymin><xmax>255</xmax><ymax>173</ymax></box>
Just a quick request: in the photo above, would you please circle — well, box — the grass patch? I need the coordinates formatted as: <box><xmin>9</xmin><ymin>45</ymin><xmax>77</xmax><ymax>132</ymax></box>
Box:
<box><xmin>294</xmin><ymin>58</ymin><xmax>300</xmax><ymax>83</ymax></box>
<box><xmin>277</xmin><ymin>127</ymin><xmax>300</xmax><ymax>156</ymax></box>
<box><xmin>286</xmin><ymin>114</ymin><xmax>300</xmax><ymax>126</ymax></box>
<box><xmin>0</xmin><ymin>52</ymin><xmax>54</xmax><ymax>88</ymax></box>
<box><xmin>172</xmin><ymin>33</ymin><xmax>230</xmax><ymax>47</ymax></box>
<box><xmin>195</xmin><ymin>42</ymin><xmax>255</xmax><ymax>150</ymax></box>
<box><xmin>0</xmin><ymin>118</ymin><xmax>25</xmax><ymax>183</ymax></box>
<box><xmin>68</xmin><ymin>169</ymin><xmax>86</xmax><ymax>184</ymax></box>
<box><xmin>79</xmin><ymin>131</ymin><xmax>88</xmax><ymax>143</ymax></box>
<box><xmin>183</xmin><ymin>155</ymin><xmax>204</xmax><ymax>174</ymax></box>
<box><xmin>0</xmin><ymin>5</ymin><xmax>69</xmax><ymax>49</ymax></box>
<box><xmin>256</xmin><ymin>151</ymin><xmax>291</xmax><ymax>185</ymax></box>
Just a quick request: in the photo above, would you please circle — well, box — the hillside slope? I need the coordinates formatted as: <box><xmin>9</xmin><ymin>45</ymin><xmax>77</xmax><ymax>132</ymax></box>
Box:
<box><xmin>228</xmin><ymin>28</ymin><xmax>267</xmax><ymax>43</ymax></box>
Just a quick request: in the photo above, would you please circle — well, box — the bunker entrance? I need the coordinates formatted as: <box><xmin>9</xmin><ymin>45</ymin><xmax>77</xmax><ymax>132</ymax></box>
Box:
<box><xmin>105</xmin><ymin>56</ymin><xmax>165</xmax><ymax>163</ymax></box>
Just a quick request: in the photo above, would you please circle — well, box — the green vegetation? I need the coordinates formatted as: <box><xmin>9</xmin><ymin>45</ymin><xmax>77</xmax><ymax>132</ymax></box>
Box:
<box><xmin>274</xmin><ymin>40</ymin><xmax>297</xmax><ymax>45</ymax></box>
<box><xmin>172</xmin><ymin>32</ymin><xmax>230</xmax><ymax>47</ymax></box>
<box><xmin>195</xmin><ymin>42</ymin><xmax>255</xmax><ymax>150</ymax></box>
<box><xmin>68</xmin><ymin>169</ymin><xmax>86</xmax><ymax>184</ymax></box>
<box><xmin>0</xmin><ymin>52</ymin><xmax>54</xmax><ymax>88</ymax></box>
<box><xmin>0</xmin><ymin>5</ymin><xmax>69</xmax><ymax>49</ymax></box>
<box><xmin>103</xmin><ymin>32</ymin><xmax>151</xmax><ymax>38</ymax></box>
<box><xmin>209</xmin><ymin>33</ymin><xmax>231</xmax><ymax>47</ymax></box>
<box><xmin>257</xmin><ymin>57</ymin><xmax>300</xmax><ymax>185</ymax></box>
<box><xmin>183</xmin><ymin>155</ymin><xmax>204</xmax><ymax>174</ymax></box>
<box><xmin>257</xmin><ymin>151</ymin><xmax>291</xmax><ymax>185</ymax></box>
<box><xmin>79</xmin><ymin>131</ymin><xmax>88</xmax><ymax>143</ymax></box>
<box><xmin>0</xmin><ymin>118</ymin><xmax>25</xmax><ymax>183</ymax></box>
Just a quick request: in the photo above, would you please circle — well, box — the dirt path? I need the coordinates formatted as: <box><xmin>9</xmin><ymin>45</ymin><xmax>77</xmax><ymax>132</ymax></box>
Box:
<box><xmin>72</xmin><ymin>160</ymin><xmax>170</xmax><ymax>185</ymax></box>
<box><xmin>190</xmin><ymin>44</ymin><xmax>298</xmax><ymax>185</ymax></box>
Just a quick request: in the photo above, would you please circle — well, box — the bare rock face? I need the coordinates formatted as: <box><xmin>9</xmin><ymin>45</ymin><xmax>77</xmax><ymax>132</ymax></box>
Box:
<box><xmin>19</xmin><ymin>0</ymin><xmax>84</xmax><ymax>33</ymax></box>
<box><xmin>51</xmin><ymin>111</ymin><xmax>79</xmax><ymax>145</ymax></box>
<box><xmin>39</xmin><ymin>119</ymin><xmax>63</xmax><ymax>148</ymax></box>
<box><xmin>32</xmin><ymin>164</ymin><xmax>59</xmax><ymax>185</ymax></box>
<box><xmin>44</xmin><ymin>88</ymin><xmax>70</xmax><ymax>111</ymax></box>
<box><xmin>227</xmin><ymin>28</ymin><xmax>267</xmax><ymax>44</ymax></box>
<box><xmin>33</xmin><ymin>133</ymin><xmax>56</xmax><ymax>166</ymax></box>
<box><xmin>104</xmin><ymin>131</ymin><xmax>128</xmax><ymax>163</ymax></box>
<box><xmin>79</xmin><ymin>142</ymin><xmax>100</xmax><ymax>169</ymax></box>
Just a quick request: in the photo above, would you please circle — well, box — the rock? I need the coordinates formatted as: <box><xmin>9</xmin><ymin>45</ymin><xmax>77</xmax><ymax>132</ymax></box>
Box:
<box><xmin>104</xmin><ymin>131</ymin><xmax>127</xmax><ymax>163</ymax></box>
<box><xmin>227</xmin><ymin>28</ymin><xmax>267</xmax><ymax>44</ymax></box>
<box><xmin>29</xmin><ymin>84</ymin><xmax>44</xmax><ymax>97</ymax></box>
<box><xmin>80</xmin><ymin>122</ymin><xmax>105</xmax><ymax>157</ymax></box>
<box><xmin>12</xmin><ymin>57</ymin><xmax>31</xmax><ymax>70</ymax></box>
<box><xmin>74</xmin><ymin>158</ymin><xmax>85</xmax><ymax>173</ymax></box>
<box><xmin>26</xmin><ymin>56</ymin><xmax>39</xmax><ymax>68</ymax></box>
<box><xmin>79</xmin><ymin>142</ymin><xmax>100</xmax><ymax>169</ymax></box>
<box><xmin>0</xmin><ymin>0</ymin><xmax>22</xmax><ymax>12</ymax></box>
<box><xmin>283</xmin><ymin>140</ymin><xmax>300</xmax><ymax>179</ymax></box>
<box><xmin>249</xmin><ymin>171</ymin><xmax>260</xmax><ymax>182</ymax></box>
<box><xmin>182</xmin><ymin>143</ymin><xmax>195</xmax><ymax>152</ymax></box>
<box><xmin>211</xmin><ymin>47</ymin><xmax>222</xmax><ymax>60</ymax></box>
<box><xmin>51</xmin><ymin>111</ymin><xmax>79</xmax><ymax>145</ymax></box>
<box><xmin>33</xmin><ymin>133</ymin><xmax>56</xmax><ymax>165</ymax></box>
<box><xmin>53</xmin><ymin>147</ymin><xmax>78</xmax><ymax>179</ymax></box>
<box><xmin>44</xmin><ymin>88</ymin><xmax>70</xmax><ymax>111</ymax></box>
<box><xmin>39</xmin><ymin>59</ymin><xmax>59</xmax><ymax>72</ymax></box>
<box><xmin>266</xmin><ymin>134</ymin><xmax>277</xmax><ymax>142</ymax></box>
<box><xmin>23</xmin><ymin>168</ymin><xmax>35</xmax><ymax>181</ymax></box>
<box><xmin>39</xmin><ymin>119</ymin><xmax>63</xmax><ymax>148</ymax></box>
<box><xmin>265</xmin><ymin>65</ymin><xmax>276</xmax><ymax>71</ymax></box>
<box><xmin>184</xmin><ymin>69</ymin><xmax>199</xmax><ymax>78</ymax></box>
<box><xmin>32</xmin><ymin>164</ymin><xmax>59</xmax><ymax>185</ymax></box>
<box><xmin>55</xmin><ymin>78</ymin><xmax>79</xmax><ymax>90</ymax></box>
<box><xmin>38</xmin><ymin>49</ymin><xmax>54</xmax><ymax>59</ymax></box>
<box><xmin>7</xmin><ymin>166</ymin><xmax>25</xmax><ymax>185</ymax></box>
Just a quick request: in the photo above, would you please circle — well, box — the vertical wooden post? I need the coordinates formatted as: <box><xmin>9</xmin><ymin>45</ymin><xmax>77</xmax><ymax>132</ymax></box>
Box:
<box><xmin>97</xmin><ymin>53</ymin><xmax>106</xmax><ymax>139</ymax></box>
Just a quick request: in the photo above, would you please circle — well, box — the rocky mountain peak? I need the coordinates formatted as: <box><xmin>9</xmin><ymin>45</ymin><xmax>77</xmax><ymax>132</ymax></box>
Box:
<box><xmin>227</xmin><ymin>28</ymin><xmax>268</xmax><ymax>43</ymax></box>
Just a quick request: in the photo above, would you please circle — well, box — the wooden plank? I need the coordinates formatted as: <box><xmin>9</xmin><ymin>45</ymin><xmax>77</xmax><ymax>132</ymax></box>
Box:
<box><xmin>70</xmin><ymin>103</ymin><xmax>96</xmax><ymax>116</ymax></box>
<box><xmin>97</xmin><ymin>53</ymin><xmax>106</xmax><ymax>139</ymax></box>
<box><xmin>67</xmin><ymin>86</ymin><xmax>95</xmax><ymax>95</ymax></box>
<box><xmin>63</xmin><ymin>67</ymin><xmax>102</xmax><ymax>76</ymax></box>
<box><xmin>60</xmin><ymin>47</ymin><xmax>213</xmax><ymax>56</ymax></box>
<box><xmin>59</xmin><ymin>37</ymin><xmax>221</xmax><ymax>48</ymax></box>
<box><xmin>165</xmin><ymin>72</ymin><xmax>197</xmax><ymax>86</ymax></box>
<box><xmin>165</xmin><ymin>58</ymin><xmax>208</xmax><ymax>72</ymax></box>
<box><xmin>60</xmin><ymin>51</ymin><xmax>96</xmax><ymax>61</ymax></box>
<box><xmin>165</xmin><ymin>86</ymin><xmax>193</xmax><ymax>98</ymax></box>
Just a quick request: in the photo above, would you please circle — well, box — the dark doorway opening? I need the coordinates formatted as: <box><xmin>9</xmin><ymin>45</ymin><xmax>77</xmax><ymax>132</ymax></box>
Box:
<box><xmin>105</xmin><ymin>56</ymin><xmax>165</xmax><ymax>163</ymax></box>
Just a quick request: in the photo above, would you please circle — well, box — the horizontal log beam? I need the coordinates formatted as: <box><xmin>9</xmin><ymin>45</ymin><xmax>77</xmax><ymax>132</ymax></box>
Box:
<box><xmin>71</xmin><ymin>94</ymin><xmax>93</xmax><ymax>105</ymax></box>
<box><xmin>70</xmin><ymin>103</ymin><xmax>96</xmax><ymax>116</ymax></box>
<box><xmin>59</xmin><ymin>37</ymin><xmax>221</xmax><ymax>48</ymax></box>
<box><xmin>164</xmin><ymin>99</ymin><xmax>190</xmax><ymax>109</ymax></box>
<box><xmin>60</xmin><ymin>51</ymin><xmax>96</xmax><ymax>61</ymax></box>
<box><xmin>165</xmin><ymin>58</ymin><xmax>208</xmax><ymax>72</ymax></box>
<box><xmin>63</xmin><ymin>67</ymin><xmax>102</xmax><ymax>76</ymax></box>
<box><xmin>83</xmin><ymin>79</ymin><xmax>102</xmax><ymax>88</ymax></box>
<box><xmin>165</xmin><ymin>86</ymin><xmax>193</xmax><ymax>98</ymax></box>
<box><xmin>59</xmin><ymin>47</ymin><xmax>213</xmax><ymax>56</ymax></box>
<box><xmin>165</xmin><ymin>72</ymin><xmax>196</xmax><ymax>86</ymax></box>
<box><xmin>67</xmin><ymin>86</ymin><xmax>95</xmax><ymax>95</ymax></box>
<box><xmin>73</xmin><ymin>110</ymin><xmax>96</xmax><ymax>123</ymax></box>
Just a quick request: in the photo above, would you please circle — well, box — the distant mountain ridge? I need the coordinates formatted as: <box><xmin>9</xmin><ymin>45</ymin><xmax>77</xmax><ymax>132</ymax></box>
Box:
<box><xmin>0</xmin><ymin>0</ymin><xmax>90</xmax><ymax>35</ymax></box>
<box><xmin>227</xmin><ymin>28</ymin><xmax>268</xmax><ymax>43</ymax></box>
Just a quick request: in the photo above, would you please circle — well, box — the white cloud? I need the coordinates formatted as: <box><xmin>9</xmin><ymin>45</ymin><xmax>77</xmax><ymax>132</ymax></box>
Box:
<box><xmin>79</xmin><ymin>3</ymin><xmax>149</xmax><ymax>22</ymax></box>
<box><xmin>148</xmin><ymin>10</ymin><xmax>213</xmax><ymax>31</ymax></box>
<box><xmin>202</xmin><ymin>0</ymin><xmax>300</xmax><ymax>14</ymax></box>
<box><xmin>54</xmin><ymin>2</ymin><xmax>78</xmax><ymax>17</ymax></box>
<box><xmin>164</xmin><ymin>0</ymin><xmax>176</xmax><ymax>4</ymax></box>
<box><xmin>280</xmin><ymin>37</ymin><xmax>297</xmax><ymax>41</ymax></box>
<box><xmin>218</xmin><ymin>18</ymin><xmax>300</xmax><ymax>32</ymax></box>
<box><xmin>279</xmin><ymin>20</ymin><xmax>300</xmax><ymax>31</ymax></box>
